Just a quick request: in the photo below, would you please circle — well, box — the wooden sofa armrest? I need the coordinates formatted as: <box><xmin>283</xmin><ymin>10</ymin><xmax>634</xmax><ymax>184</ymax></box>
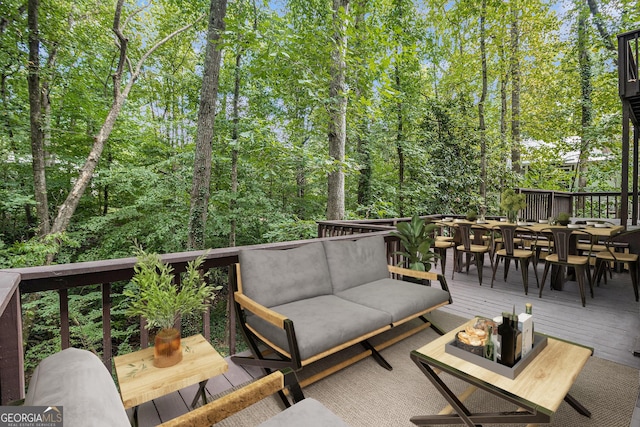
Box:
<box><xmin>387</xmin><ymin>265</ymin><xmax>452</xmax><ymax>302</ymax></box>
<box><xmin>235</xmin><ymin>292</ymin><xmax>288</xmax><ymax>329</ymax></box>
<box><xmin>158</xmin><ymin>369</ymin><xmax>303</xmax><ymax>427</ymax></box>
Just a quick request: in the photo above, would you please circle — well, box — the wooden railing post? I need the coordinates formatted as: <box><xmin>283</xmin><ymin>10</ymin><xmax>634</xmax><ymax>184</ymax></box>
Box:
<box><xmin>0</xmin><ymin>272</ymin><xmax>24</xmax><ymax>404</ymax></box>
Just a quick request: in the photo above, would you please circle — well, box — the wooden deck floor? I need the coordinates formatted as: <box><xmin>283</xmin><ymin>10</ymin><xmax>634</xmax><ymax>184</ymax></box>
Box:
<box><xmin>132</xmin><ymin>250</ymin><xmax>640</xmax><ymax>426</ymax></box>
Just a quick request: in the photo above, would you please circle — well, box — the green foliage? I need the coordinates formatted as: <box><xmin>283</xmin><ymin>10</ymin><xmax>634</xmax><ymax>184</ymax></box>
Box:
<box><xmin>123</xmin><ymin>245</ymin><xmax>221</xmax><ymax>330</ymax></box>
<box><xmin>0</xmin><ymin>233</ymin><xmax>79</xmax><ymax>268</ymax></box>
<box><xmin>556</xmin><ymin>212</ymin><xmax>571</xmax><ymax>223</ymax></box>
<box><xmin>500</xmin><ymin>189</ymin><xmax>527</xmax><ymax>221</ymax></box>
<box><xmin>261</xmin><ymin>217</ymin><xmax>318</xmax><ymax>242</ymax></box>
<box><xmin>391</xmin><ymin>214</ymin><xmax>438</xmax><ymax>272</ymax></box>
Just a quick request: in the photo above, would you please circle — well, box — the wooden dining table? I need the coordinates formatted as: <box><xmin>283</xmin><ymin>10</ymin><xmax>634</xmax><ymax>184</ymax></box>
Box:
<box><xmin>434</xmin><ymin>218</ymin><xmax>624</xmax><ymax>291</ymax></box>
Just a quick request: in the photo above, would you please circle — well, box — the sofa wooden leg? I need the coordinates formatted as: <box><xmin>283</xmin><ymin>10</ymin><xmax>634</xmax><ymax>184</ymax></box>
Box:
<box><xmin>231</xmin><ymin>355</ymin><xmax>293</xmax><ymax>370</ymax></box>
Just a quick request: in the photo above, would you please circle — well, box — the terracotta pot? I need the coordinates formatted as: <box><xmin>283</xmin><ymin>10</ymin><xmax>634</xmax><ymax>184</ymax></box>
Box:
<box><xmin>153</xmin><ymin>328</ymin><xmax>182</xmax><ymax>368</ymax></box>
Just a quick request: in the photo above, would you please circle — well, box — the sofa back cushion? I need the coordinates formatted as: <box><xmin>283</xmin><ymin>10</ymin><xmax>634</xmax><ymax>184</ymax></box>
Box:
<box><xmin>24</xmin><ymin>347</ymin><xmax>130</xmax><ymax>427</ymax></box>
<box><xmin>323</xmin><ymin>235</ymin><xmax>390</xmax><ymax>293</ymax></box>
<box><xmin>239</xmin><ymin>241</ymin><xmax>333</xmax><ymax>307</ymax></box>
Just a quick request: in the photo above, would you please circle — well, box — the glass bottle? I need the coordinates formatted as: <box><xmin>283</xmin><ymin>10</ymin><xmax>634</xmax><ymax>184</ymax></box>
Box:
<box><xmin>513</xmin><ymin>314</ymin><xmax>522</xmax><ymax>363</ymax></box>
<box><xmin>491</xmin><ymin>322</ymin><xmax>501</xmax><ymax>361</ymax></box>
<box><xmin>498</xmin><ymin>312</ymin><xmax>516</xmax><ymax>367</ymax></box>
<box><xmin>525</xmin><ymin>302</ymin><xmax>534</xmax><ymax>341</ymax></box>
<box><xmin>484</xmin><ymin>326</ymin><xmax>496</xmax><ymax>361</ymax></box>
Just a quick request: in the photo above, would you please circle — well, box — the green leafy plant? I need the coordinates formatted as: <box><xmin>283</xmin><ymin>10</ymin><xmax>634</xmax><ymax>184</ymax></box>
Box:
<box><xmin>391</xmin><ymin>214</ymin><xmax>438</xmax><ymax>272</ymax></box>
<box><xmin>465</xmin><ymin>210</ymin><xmax>477</xmax><ymax>221</ymax></box>
<box><xmin>500</xmin><ymin>189</ymin><xmax>527</xmax><ymax>222</ymax></box>
<box><xmin>124</xmin><ymin>245</ymin><xmax>221</xmax><ymax>330</ymax></box>
<box><xmin>556</xmin><ymin>212</ymin><xmax>571</xmax><ymax>225</ymax></box>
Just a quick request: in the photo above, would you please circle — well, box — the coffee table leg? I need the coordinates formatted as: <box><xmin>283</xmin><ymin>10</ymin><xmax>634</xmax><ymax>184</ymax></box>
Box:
<box><xmin>411</xmin><ymin>355</ymin><xmax>552</xmax><ymax>426</ymax></box>
<box><xmin>564</xmin><ymin>393</ymin><xmax>591</xmax><ymax>417</ymax></box>
<box><xmin>413</xmin><ymin>359</ymin><xmax>477</xmax><ymax>427</ymax></box>
<box><xmin>191</xmin><ymin>380</ymin><xmax>209</xmax><ymax>408</ymax></box>
<box><xmin>131</xmin><ymin>406</ymin><xmax>139</xmax><ymax>427</ymax></box>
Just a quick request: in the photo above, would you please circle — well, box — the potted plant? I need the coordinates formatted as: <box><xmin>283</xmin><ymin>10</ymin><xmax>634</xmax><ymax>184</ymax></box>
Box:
<box><xmin>466</xmin><ymin>210</ymin><xmax>477</xmax><ymax>222</ymax></box>
<box><xmin>124</xmin><ymin>246</ymin><xmax>220</xmax><ymax>368</ymax></box>
<box><xmin>391</xmin><ymin>214</ymin><xmax>439</xmax><ymax>273</ymax></box>
<box><xmin>556</xmin><ymin>212</ymin><xmax>571</xmax><ymax>226</ymax></box>
<box><xmin>500</xmin><ymin>189</ymin><xmax>527</xmax><ymax>223</ymax></box>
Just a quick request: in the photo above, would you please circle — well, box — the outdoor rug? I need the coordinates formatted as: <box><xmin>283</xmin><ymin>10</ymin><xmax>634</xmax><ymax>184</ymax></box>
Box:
<box><xmin>214</xmin><ymin>310</ymin><xmax>639</xmax><ymax>426</ymax></box>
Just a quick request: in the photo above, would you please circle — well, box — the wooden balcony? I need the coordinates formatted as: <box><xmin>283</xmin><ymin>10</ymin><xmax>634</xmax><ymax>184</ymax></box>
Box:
<box><xmin>1</xmin><ymin>222</ymin><xmax>639</xmax><ymax>425</ymax></box>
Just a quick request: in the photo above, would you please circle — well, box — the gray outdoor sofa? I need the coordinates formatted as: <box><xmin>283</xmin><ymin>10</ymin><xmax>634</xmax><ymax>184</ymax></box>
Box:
<box><xmin>232</xmin><ymin>234</ymin><xmax>452</xmax><ymax>381</ymax></box>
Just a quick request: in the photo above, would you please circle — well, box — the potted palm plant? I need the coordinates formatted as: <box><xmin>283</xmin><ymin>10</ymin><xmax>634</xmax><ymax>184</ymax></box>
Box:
<box><xmin>500</xmin><ymin>189</ymin><xmax>527</xmax><ymax>223</ymax></box>
<box><xmin>391</xmin><ymin>214</ymin><xmax>438</xmax><ymax>273</ymax></box>
<box><xmin>124</xmin><ymin>246</ymin><xmax>220</xmax><ymax>368</ymax></box>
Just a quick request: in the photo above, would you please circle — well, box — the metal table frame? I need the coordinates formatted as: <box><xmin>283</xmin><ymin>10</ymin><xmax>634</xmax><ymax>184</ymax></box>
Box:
<box><xmin>410</xmin><ymin>351</ymin><xmax>591</xmax><ymax>426</ymax></box>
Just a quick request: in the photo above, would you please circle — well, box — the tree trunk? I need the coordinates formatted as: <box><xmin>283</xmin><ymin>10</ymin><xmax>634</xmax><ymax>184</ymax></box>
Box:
<box><xmin>356</xmin><ymin>131</ymin><xmax>371</xmax><ymax>207</ymax></box>
<box><xmin>510</xmin><ymin>3</ymin><xmax>521</xmax><ymax>175</ymax></box>
<box><xmin>296</xmin><ymin>136</ymin><xmax>307</xmax><ymax>218</ymax></box>
<box><xmin>479</xmin><ymin>0</ymin><xmax>488</xmax><ymax>203</ymax></box>
<box><xmin>50</xmin><ymin>0</ymin><xmax>204</xmax><ymax>237</ymax></box>
<box><xmin>353</xmin><ymin>1</ymin><xmax>371</xmax><ymax>209</ymax></box>
<box><xmin>395</xmin><ymin>64</ymin><xmax>405</xmax><ymax>217</ymax></box>
<box><xmin>229</xmin><ymin>52</ymin><xmax>241</xmax><ymax>248</ymax></box>
<box><xmin>499</xmin><ymin>40</ymin><xmax>509</xmax><ymax>177</ymax></box>
<box><xmin>326</xmin><ymin>0</ymin><xmax>349</xmax><ymax>221</ymax></box>
<box><xmin>187</xmin><ymin>0</ymin><xmax>228</xmax><ymax>250</ymax></box>
<box><xmin>576</xmin><ymin>0</ymin><xmax>592</xmax><ymax>192</ymax></box>
<box><xmin>27</xmin><ymin>0</ymin><xmax>50</xmax><ymax>236</ymax></box>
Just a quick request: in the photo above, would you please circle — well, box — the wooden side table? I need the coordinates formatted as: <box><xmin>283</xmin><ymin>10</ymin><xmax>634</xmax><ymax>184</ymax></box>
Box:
<box><xmin>114</xmin><ymin>334</ymin><xmax>228</xmax><ymax>425</ymax></box>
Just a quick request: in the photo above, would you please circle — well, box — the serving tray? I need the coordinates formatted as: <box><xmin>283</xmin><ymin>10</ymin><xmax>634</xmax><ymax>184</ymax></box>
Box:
<box><xmin>445</xmin><ymin>333</ymin><xmax>548</xmax><ymax>380</ymax></box>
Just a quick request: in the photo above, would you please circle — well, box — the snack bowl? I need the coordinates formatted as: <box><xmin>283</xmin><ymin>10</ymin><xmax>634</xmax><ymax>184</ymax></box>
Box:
<box><xmin>454</xmin><ymin>334</ymin><xmax>485</xmax><ymax>356</ymax></box>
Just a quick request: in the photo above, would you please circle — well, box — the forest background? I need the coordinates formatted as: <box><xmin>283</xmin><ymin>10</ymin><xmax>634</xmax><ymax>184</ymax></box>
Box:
<box><xmin>1</xmin><ymin>0</ymin><xmax>639</xmax><ymax>366</ymax></box>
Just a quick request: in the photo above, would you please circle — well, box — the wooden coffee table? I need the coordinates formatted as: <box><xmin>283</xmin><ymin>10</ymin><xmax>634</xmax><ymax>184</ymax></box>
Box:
<box><xmin>114</xmin><ymin>334</ymin><xmax>228</xmax><ymax>424</ymax></box>
<box><xmin>410</xmin><ymin>318</ymin><xmax>593</xmax><ymax>426</ymax></box>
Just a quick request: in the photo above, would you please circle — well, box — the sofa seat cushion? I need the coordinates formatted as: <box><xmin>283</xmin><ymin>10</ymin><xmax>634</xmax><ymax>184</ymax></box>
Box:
<box><xmin>247</xmin><ymin>295</ymin><xmax>392</xmax><ymax>361</ymax></box>
<box><xmin>323</xmin><ymin>235</ymin><xmax>390</xmax><ymax>292</ymax></box>
<box><xmin>239</xmin><ymin>241</ymin><xmax>333</xmax><ymax>307</ymax></box>
<box><xmin>24</xmin><ymin>348</ymin><xmax>129</xmax><ymax>427</ymax></box>
<box><xmin>336</xmin><ymin>278</ymin><xmax>451</xmax><ymax>323</ymax></box>
<box><xmin>257</xmin><ymin>398</ymin><xmax>350</xmax><ymax>427</ymax></box>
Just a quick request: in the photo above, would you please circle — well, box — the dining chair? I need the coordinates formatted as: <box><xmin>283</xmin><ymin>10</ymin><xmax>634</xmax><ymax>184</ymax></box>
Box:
<box><xmin>490</xmin><ymin>224</ymin><xmax>539</xmax><ymax>295</ymax></box>
<box><xmin>531</xmin><ymin>236</ymin><xmax>553</xmax><ymax>268</ymax></box>
<box><xmin>593</xmin><ymin>228</ymin><xmax>640</xmax><ymax>302</ymax></box>
<box><xmin>433</xmin><ymin>232</ymin><xmax>456</xmax><ymax>276</ymax></box>
<box><xmin>539</xmin><ymin>227</ymin><xmax>594</xmax><ymax>307</ymax></box>
<box><xmin>486</xmin><ymin>226</ymin><xmax>524</xmax><ymax>265</ymax></box>
<box><xmin>452</xmin><ymin>222</ymin><xmax>492</xmax><ymax>285</ymax></box>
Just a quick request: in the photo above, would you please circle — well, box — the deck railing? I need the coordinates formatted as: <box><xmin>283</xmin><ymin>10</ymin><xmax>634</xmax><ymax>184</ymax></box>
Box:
<box><xmin>518</xmin><ymin>189</ymin><xmax>634</xmax><ymax>223</ymax></box>
<box><xmin>0</xmin><ymin>231</ymin><xmax>401</xmax><ymax>405</ymax></box>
